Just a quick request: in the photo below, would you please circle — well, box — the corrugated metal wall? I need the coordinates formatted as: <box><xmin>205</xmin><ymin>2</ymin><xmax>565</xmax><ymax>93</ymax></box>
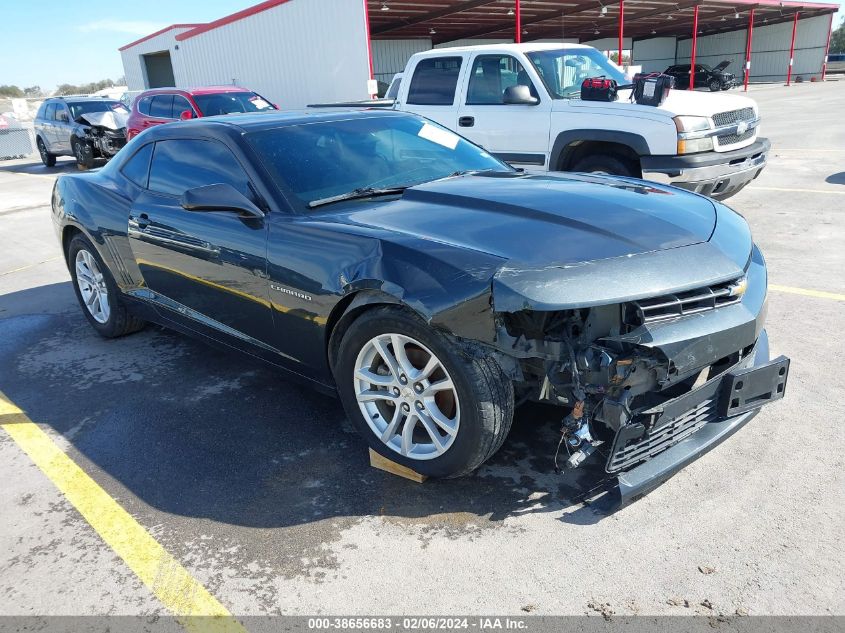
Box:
<box><xmin>172</xmin><ymin>0</ymin><xmax>370</xmax><ymax>108</ymax></box>
<box><xmin>120</xmin><ymin>28</ymin><xmax>192</xmax><ymax>91</ymax></box>
<box><xmin>676</xmin><ymin>13</ymin><xmax>830</xmax><ymax>81</ymax></box>
<box><xmin>632</xmin><ymin>37</ymin><xmax>677</xmax><ymax>72</ymax></box>
<box><xmin>372</xmin><ymin>39</ymin><xmax>431</xmax><ymax>83</ymax></box>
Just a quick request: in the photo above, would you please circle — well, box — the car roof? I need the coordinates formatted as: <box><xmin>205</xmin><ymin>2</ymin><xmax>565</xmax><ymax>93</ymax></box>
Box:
<box><xmin>413</xmin><ymin>42</ymin><xmax>592</xmax><ymax>56</ymax></box>
<box><xmin>47</xmin><ymin>96</ymin><xmax>121</xmax><ymax>103</ymax></box>
<box><xmin>137</xmin><ymin>86</ymin><xmax>254</xmax><ymax>97</ymax></box>
<box><xmin>140</xmin><ymin>108</ymin><xmax>413</xmax><ymax>138</ymax></box>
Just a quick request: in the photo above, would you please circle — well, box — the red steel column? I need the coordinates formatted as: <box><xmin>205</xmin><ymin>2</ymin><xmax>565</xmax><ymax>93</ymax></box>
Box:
<box><xmin>821</xmin><ymin>12</ymin><xmax>833</xmax><ymax>80</ymax></box>
<box><xmin>362</xmin><ymin>0</ymin><xmax>376</xmax><ymax>98</ymax></box>
<box><xmin>743</xmin><ymin>8</ymin><xmax>755</xmax><ymax>91</ymax></box>
<box><xmin>515</xmin><ymin>0</ymin><xmax>522</xmax><ymax>43</ymax></box>
<box><xmin>618</xmin><ymin>0</ymin><xmax>625</xmax><ymax>69</ymax></box>
<box><xmin>786</xmin><ymin>11</ymin><xmax>799</xmax><ymax>86</ymax></box>
<box><xmin>689</xmin><ymin>4</ymin><xmax>699</xmax><ymax>90</ymax></box>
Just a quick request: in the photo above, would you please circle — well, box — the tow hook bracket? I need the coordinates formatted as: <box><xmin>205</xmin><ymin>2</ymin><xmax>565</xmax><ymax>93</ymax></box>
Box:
<box><xmin>720</xmin><ymin>355</ymin><xmax>790</xmax><ymax>417</ymax></box>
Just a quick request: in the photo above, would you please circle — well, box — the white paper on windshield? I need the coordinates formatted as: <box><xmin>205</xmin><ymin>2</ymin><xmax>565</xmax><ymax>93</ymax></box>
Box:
<box><xmin>643</xmin><ymin>81</ymin><xmax>655</xmax><ymax>98</ymax></box>
<box><xmin>249</xmin><ymin>96</ymin><xmax>271</xmax><ymax>109</ymax></box>
<box><xmin>418</xmin><ymin>123</ymin><xmax>459</xmax><ymax>150</ymax></box>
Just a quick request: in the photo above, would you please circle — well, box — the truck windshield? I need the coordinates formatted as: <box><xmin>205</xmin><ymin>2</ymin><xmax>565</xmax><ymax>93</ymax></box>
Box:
<box><xmin>526</xmin><ymin>48</ymin><xmax>628</xmax><ymax>99</ymax></box>
<box><xmin>248</xmin><ymin>114</ymin><xmax>512</xmax><ymax>209</ymax></box>
<box><xmin>193</xmin><ymin>92</ymin><xmax>276</xmax><ymax>116</ymax></box>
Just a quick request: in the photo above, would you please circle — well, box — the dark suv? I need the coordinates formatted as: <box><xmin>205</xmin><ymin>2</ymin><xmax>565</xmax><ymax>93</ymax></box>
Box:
<box><xmin>34</xmin><ymin>97</ymin><xmax>130</xmax><ymax>169</ymax></box>
<box><xmin>665</xmin><ymin>62</ymin><xmax>738</xmax><ymax>91</ymax></box>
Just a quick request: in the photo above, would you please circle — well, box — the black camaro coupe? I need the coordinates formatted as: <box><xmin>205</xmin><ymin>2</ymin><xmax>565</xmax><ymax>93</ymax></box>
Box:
<box><xmin>52</xmin><ymin>110</ymin><xmax>789</xmax><ymax>504</ymax></box>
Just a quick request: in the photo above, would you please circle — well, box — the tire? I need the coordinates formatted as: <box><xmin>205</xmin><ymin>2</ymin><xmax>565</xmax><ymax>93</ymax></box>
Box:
<box><xmin>36</xmin><ymin>137</ymin><xmax>56</xmax><ymax>167</ymax></box>
<box><xmin>708</xmin><ymin>79</ymin><xmax>721</xmax><ymax>92</ymax></box>
<box><xmin>335</xmin><ymin>306</ymin><xmax>514</xmax><ymax>478</ymax></box>
<box><xmin>72</xmin><ymin>137</ymin><xmax>95</xmax><ymax>170</ymax></box>
<box><xmin>67</xmin><ymin>234</ymin><xmax>145</xmax><ymax>338</ymax></box>
<box><xmin>572</xmin><ymin>154</ymin><xmax>636</xmax><ymax>177</ymax></box>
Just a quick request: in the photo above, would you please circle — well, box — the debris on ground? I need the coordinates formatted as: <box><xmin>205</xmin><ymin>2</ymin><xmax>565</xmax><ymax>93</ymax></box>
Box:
<box><xmin>520</xmin><ymin>604</ymin><xmax>535</xmax><ymax>613</ymax></box>
<box><xmin>587</xmin><ymin>600</ymin><xmax>614</xmax><ymax>621</ymax></box>
<box><xmin>698</xmin><ymin>564</ymin><xmax>717</xmax><ymax>574</ymax></box>
<box><xmin>667</xmin><ymin>597</ymin><xmax>690</xmax><ymax>608</ymax></box>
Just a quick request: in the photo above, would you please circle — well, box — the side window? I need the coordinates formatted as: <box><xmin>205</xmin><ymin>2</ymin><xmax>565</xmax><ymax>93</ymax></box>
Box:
<box><xmin>148</xmin><ymin>139</ymin><xmax>251</xmax><ymax>198</ymax></box>
<box><xmin>54</xmin><ymin>105</ymin><xmax>69</xmax><ymax>122</ymax></box>
<box><xmin>172</xmin><ymin>95</ymin><xmax>193</xmax><ymax>118</ymax></box>
<box><xmin>44</xmin><ymin>103</ymin><xmax>56</xmax><ymax>121</ymax></box>
<box><xmin>120</xmin><ymin>143</ymin><xmax>154</xmax><ymax>188</ymax></box>
<box><xmin>407</xmin><ymin>57</ymin><xmax>463</xmax><ymax>106</ymax></box>
<box><xmin>137</xmin><ymin>97</ymin><xmax>152</xmax><ymax>116</ymax></box>
<box><xmin>149</xmin><ymin>95</ymin><xmax>174</xmax><ymax>119</ymax></box>
<box><xmin>467</xmin><ymin>55</ymin><xmax>536</xmax><ymax>105</ymax></box>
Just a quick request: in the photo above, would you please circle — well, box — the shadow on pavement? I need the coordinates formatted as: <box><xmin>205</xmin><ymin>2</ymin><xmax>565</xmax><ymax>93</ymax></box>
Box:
<box><xmin>0</xmin><ymin>156</ymin><xmax>79</xmax><ymax>176</ymax></box>
<box><xmin>0</xmin><ymin>283</ymin><xmax>618</xmax><ymax>536</ymax></box>
<box><xmin>825</xmin><ymin>171</ymin><xmax>845</xmax><ymax>185</ymax></box>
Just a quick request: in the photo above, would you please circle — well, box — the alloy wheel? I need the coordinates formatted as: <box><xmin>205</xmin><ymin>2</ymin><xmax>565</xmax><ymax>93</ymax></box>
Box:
<box><xmin>75</xmin><ymin>249</ymin><xmax>110</xmax><ymax>324</ymax></box>
<box><xmin>353</xmin><ymin>333</ymin><xmax>460</xmax><ymax>460</ymax></box>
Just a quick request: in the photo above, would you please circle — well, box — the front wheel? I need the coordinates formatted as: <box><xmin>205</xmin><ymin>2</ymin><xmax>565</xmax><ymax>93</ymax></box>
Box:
<box><xmin>572</xmin><ymin>154</ymin><xmax>637</xmax><ymax>177</ymax></box>
<box><xmin>72</xmin><ymin>138</ymin><xmax>95</xmax><ymax>170</ymax></box>
<box><xmin>709</xmin><ymin>79</ymin><xmax>721</xmax><ymax>92</ymax></box>
<box><xmin>68</xmin><ymin>234</ymin><xmax>145</xmax><ymax>338</ymax></box>
<box><xmin>335</xmin><ymin>307</ymin><xmax>514</xmax><ymax>478</ymax></box>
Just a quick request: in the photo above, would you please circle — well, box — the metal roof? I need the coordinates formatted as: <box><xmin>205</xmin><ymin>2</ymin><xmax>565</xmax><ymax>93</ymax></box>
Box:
<box><xmin>367</xmin><ymin>0</ymin><xmax>839</xmax><ymax>43</ymax></box>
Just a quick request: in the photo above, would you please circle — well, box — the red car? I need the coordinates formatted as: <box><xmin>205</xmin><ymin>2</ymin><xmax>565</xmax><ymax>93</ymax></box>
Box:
<box><xmin>126</xmin><ymin>87</ymin><xmax>277</xmax><ymax>140</ymax></box>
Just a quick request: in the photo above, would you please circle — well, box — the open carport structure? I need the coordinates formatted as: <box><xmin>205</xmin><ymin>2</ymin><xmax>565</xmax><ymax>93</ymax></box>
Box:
<box><xmin>367</xmin><ymin>0</ymin><xmax>840</xmax><ymax>89</ymax></box>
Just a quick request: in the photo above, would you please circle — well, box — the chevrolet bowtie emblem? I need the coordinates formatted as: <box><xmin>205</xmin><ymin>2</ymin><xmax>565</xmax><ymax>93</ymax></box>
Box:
<box><xmin>736</xmin><ymin>121</ymin><xmax>748</xmax><ymax>135</ymax></box>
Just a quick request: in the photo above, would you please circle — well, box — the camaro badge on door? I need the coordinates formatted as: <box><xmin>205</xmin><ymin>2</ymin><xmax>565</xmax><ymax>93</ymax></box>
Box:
<box><xmin>271</xmin><ymin>284</ymin><xmax>312</xmax><ymax>301</ymax></box>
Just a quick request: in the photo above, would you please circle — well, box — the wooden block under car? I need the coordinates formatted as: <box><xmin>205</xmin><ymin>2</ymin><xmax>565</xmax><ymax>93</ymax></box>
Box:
<box><xmin>368</xmin><ymin>448</ymin><xmax>428</xmax><ymax>483</ymax></box>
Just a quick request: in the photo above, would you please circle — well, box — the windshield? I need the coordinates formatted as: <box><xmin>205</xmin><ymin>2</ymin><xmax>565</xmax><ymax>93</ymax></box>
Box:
<box><xmin>68</xmin><ymin>101</ymin><xmax>129</xmax><ymax>119</ymax></box>
<box><xmin>248</xmin><ymin>115</ymin><xmax>511</xmax><ymax>208</ymax></box>
<box><xmin>194</xmin><ymin>92</ymin><xmax>276</xmax><ymax>116</ymax></box>
<box><xmin>526</xmin><ymin>48</ymin><xmax>627</xmax><ymax>99</ymax></box>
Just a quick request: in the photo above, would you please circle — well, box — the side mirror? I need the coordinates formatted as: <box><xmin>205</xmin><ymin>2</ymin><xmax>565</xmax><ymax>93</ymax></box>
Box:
<box><xmin>180</xmin><ymin>183</ymin><xmax>264</xmax><ymax>219</ymax></box>
<box><xmin>503</xmin><ymin>85</ymin><xmax>539</xmax><ymax>105</ymax></box>
<box><xmin>180</xmin><ymin>110</ymin><xmax>194</xmax><ymax>120</ymax></box>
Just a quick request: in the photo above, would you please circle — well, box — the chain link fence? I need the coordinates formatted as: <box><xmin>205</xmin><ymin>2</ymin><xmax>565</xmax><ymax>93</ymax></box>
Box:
<box><xmin>1</xmin><ymin>97</ymin><xmax>43</xmax><ymax>160</ymax></box>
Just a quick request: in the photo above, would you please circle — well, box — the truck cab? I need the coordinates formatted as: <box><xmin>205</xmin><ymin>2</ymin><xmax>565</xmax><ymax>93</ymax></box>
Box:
<box><xmin>395</xmin><ymin>43</ymin><xmax>769</xmax><ymax>200</ymax></box>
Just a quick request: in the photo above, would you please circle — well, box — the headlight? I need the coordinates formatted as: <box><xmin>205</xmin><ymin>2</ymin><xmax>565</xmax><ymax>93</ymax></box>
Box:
<box><xmin>674</xmin><ymin>115</ymin><xmax>714</xmax><ymax>154</ymax></box>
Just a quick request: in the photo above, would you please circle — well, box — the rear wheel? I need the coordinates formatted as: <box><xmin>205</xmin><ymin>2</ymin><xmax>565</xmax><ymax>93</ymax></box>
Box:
<box><xmin>37</xmin><ymin>137</ymin><xmax>56</xmax><ymax>167</ymax></box>
<box><xmin>68</xmin><ymin>234</ymin><xmax>145</xmax><ymax>338</ymax></box>
<box><xmin>335</xmin><ymin>306</ymin><xmax>513</xmax><ymax>478</ymax></box>
<box><xmin>572</xmin><ymin>153</ymin><xmax>636</xmax><ymax>177</ymax></box>
<box><xmin>72</xmin><ymin>138</ymin><xmax>95</xmax><ymax>170</ymax></box>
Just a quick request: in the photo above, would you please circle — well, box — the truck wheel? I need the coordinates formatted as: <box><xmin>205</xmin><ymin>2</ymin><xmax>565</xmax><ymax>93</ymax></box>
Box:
<box><xmin>67</xmin><ymin>234</ymin><xmax>145</xmax><ymax>338</ymax></box>
<box><xmin>335</xmin><ymin>306</ymin><xmax>514</xmax><ymax>478</ymax></box>
<box><xmin>72</xmin><ymin>138</ymin><xmax>95</xmax><ymax>170</ymax></box>
<box><xmin>708</xmin><ymin>79</ymin><xmax>721</xmax><ymax>92</ymax></box>
<box><xmin>37</xmin><ymin>137</ymin><xmax>56</xmax><ymax>167</ymax></box>
<box><xmin>572</xmin><ymin>154</ymin><xmax>636</xmax><ymax>178</ymax></box>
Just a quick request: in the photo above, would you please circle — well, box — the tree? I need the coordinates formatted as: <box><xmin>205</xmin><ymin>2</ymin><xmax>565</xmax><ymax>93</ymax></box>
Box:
<box><xmin>24</xmin><ymin>86</ymin><xmax>43</xmax><ymax>97</ymax></box>
<box><xmin>830</xmin><ymin>23</ymin><xmax>845</xmax><ymax>54</ymax></box>
<box><xmin>0</xmin><ymin>85</ymin><xmax>24</xmax><ymax>98</ymax></box>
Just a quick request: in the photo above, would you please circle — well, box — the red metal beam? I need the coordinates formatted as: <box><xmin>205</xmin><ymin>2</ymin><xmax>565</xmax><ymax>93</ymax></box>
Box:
<box><xmin>786</xmin><ymin>10</ymin><xmax>799</xmax><ymax>85</ymax></box>
<box><xmin>821</xmin><ymin>12</ymin><xmax>833</xmax><ymax>80</ymax></box>
<box><xmin>618</xmin><ymin>0</ymin><xmax>625</xmax><ymax>68</ymax></box>
<box><xmin>516</xmin><ymin>0</ymin><xmax>522</xmax><ymax>43</ymax></box>
<box><xmin>743</xmin><ymin>8</ymin><xmax>755</xmax><ymax>91</ymax></box>
<box><xmin>689</xmin><ymin>4</ymin><xmax>699</xmax><ymax>90</ymax></box>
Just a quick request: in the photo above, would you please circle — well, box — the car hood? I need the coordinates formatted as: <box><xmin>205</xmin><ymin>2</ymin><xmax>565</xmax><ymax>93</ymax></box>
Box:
<box><xmin>77</xmin><ymin>110</ymin><xmax>129</xmax><ymax>131</ymax></box>
<box><xmin>333</xmin><ymin>172</ymin><xmax>716</xmax><ymax>265</ymax></box>
<box><xmin>607</xmin><ymin>87</ymin><xmax>756</xmax><ymax>118</ymax></box>
<box><xmin>713</xmin><ymin>60</ymin><xmax>731</xmax><ymax>72</ymax></box>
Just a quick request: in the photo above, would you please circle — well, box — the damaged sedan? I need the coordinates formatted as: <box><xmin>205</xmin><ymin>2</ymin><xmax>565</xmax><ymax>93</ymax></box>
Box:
<box><xmin>34</xmin><ymin>97</ymin><xmax>129</xmax><ymax>169</ymax></box>
<box><xmin>51</xmin><ymin>110</ymin><xmax>789</xmax><ymax>504</ymax></box>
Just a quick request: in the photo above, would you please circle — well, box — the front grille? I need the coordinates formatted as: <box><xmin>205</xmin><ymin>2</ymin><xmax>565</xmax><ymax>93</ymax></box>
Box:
<box><xmin>712</xmin><ymin>107</ymin><xmax>754</xmax><ymax>127</ymax></box>
<box><xmin>716</xmin><ymin>128</ymin><xmax>755</xmax><ymax>146</ymax></box>
<box><xmin>607</xmin><ymin>399</ymin><xmax>718</xmax><ymax>472</ymax></box>
<box><xmin>623</xmin><ymin>278</ymin><xmax>743</xmax><ymax>328</ymax></box>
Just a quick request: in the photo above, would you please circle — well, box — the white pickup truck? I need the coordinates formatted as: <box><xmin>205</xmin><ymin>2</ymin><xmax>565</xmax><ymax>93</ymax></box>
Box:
<box><xmin>380</xmin><ymin>43</ymin><xmax>769</xmax><ymax>200</ymax></box>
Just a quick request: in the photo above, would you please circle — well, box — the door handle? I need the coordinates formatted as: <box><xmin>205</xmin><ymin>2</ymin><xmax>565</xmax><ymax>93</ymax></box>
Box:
<box><xmin>458</xmin><ymin>116</ymin><xmax>475</xmax><ymax>127</ymax></box>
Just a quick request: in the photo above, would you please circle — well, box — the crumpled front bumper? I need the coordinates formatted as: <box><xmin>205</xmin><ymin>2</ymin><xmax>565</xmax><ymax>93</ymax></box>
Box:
<box><xmin>641</xmin><ymin>138</ymin><xmax>770</xmax><ymax>200</ymax></box>
<box><xmin>594</xmin><ymin>328</ymin><xmax>787</xmax><ymax>510</ymax></box>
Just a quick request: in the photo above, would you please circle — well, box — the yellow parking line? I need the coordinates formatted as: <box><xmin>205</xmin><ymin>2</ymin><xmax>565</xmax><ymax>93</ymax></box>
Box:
<box><xmin>770</xmin><ymin>284</ymin><xmax>845</xmax><ymax>301</ymax></box>
<box><xmin>0</xmin><ymin>393</ymin><xmax>247</xmax><ymax>633</ymax></box>
<box><xmin>746</xmin><ymin>186</ymin><xmax>845</xmax><ymax>195</ymax></box>
<box><xmin>0</xmin><ymin>256</ymin><xmax>63</xmax><ymax>277</ymax></box>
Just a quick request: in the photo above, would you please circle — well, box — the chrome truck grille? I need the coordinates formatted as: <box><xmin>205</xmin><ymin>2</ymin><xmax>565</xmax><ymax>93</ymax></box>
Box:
<box><xmin>712</xmin><ymin>107</ymin><xmax>755</xmax><ymax>127</ymax></box>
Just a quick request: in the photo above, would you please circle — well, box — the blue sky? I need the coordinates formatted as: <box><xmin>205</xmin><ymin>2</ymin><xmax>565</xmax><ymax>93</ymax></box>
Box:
<box><xmin>2</xmin><ymin>0</ymin><xmax>843</xmax><ymax>91</ymax></box>
<box><xmin>1</xmin><ymin>0</ymin><xmax>250</xmax><ymax>90</ymax></box>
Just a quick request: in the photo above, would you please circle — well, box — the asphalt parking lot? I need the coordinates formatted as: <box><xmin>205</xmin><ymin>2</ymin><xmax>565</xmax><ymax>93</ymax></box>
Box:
<box><xmin>1</xmin><ymin>82</ymin><xmax>843</xmax><ymax>622</ymax></box>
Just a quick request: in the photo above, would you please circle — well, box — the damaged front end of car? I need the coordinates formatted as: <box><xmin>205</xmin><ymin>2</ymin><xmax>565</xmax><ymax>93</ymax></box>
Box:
<box><xmin>75</xmin><ymin>111</ymin><xmax>128</xmax><ymax>159</ymax></box>
<box><xmin>480</xmin><ymin>205</ymin><xmax>789</xmax><ymax>506</ymax></box>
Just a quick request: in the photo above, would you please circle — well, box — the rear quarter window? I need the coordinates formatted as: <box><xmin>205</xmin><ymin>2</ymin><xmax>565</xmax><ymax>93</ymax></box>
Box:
<box><xmin>407</xmin><ymin>57</ymin><xmax>463</xmax><ymax>106</ymax></box>
<box><xmin>120</xmin><ymin>143</ymin><xmax>154</xmax><ymax>188</ymax></box>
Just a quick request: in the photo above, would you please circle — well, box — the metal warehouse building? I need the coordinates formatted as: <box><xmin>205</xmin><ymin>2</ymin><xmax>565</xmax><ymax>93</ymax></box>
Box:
<box><xmin>120</xmin><ymin>0</ymin><xmax>840</xmax><ymax>108</ymax></box>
